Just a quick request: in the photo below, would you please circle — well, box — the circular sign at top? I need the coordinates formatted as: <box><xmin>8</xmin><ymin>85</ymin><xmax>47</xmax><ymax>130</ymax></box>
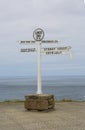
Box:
<box><xmin>33</xmin><ymin>28</ymin><xmax>44</xmax><ymax>41</ymax></box>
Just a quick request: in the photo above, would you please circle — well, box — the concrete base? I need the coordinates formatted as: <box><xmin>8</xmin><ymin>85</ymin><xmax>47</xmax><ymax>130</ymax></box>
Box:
<box><xmin>24</xmin><ymin>94</ymin><xmax>55</xmax><ymax>110</ymax></box>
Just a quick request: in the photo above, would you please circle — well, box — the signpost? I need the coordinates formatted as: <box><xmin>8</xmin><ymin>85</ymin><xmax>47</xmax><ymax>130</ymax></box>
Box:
<box><xmin>18</xmin><ymin>28</ymin><xmax>72</xmax><ymax>110</ymax></box>
<box><xmin>18</xmin><ymin>28</ymin><xmax>72</xmax><ymax>94</ymax></box>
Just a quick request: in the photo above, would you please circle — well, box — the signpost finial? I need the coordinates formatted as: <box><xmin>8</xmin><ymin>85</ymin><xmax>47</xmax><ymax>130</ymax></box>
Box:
<box><xmin>33</xmin><ymin>28</ymin><xmax>44</xmax><ymax>41</ymax></box>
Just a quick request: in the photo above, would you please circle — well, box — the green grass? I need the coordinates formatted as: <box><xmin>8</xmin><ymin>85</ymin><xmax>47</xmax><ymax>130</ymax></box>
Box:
<box><xmin>55</xmin><ymin>98</ymin><xmax>85</xmax><ymax>102</ymax></box>
<box><xmin>60</xmin><ymin>98</ymin><xmax>73</xmax><ymax>102</ymax></box>
<box><xmin>0</xmin><ymin>99</ymin><xmax>24</xmax><ymax>103</ymax></box>
<box><xmin>0</xmin><ymin>98</ymin><xmax>85</xmax><ymax>104</ymax></box>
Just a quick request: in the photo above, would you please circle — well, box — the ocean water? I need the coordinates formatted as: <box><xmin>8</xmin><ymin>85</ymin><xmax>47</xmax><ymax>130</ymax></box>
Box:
<box><xmin>0</xmin><ymin>76</ymin><xmax>85</xmax><ymax>101</ymax></box>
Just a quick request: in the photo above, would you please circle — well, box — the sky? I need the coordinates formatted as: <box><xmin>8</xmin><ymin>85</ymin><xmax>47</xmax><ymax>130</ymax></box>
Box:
<box><xmin>0</xmin><ymin>0</ymin><xmax>85</xmax><ymax>78</ymax></box>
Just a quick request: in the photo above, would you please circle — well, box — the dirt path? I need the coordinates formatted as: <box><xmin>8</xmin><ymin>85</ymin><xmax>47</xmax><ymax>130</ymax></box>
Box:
<box><xmin>0</xmin><ymin>102</ymin><xmax>85</xmax><ymax>130</ymax></box>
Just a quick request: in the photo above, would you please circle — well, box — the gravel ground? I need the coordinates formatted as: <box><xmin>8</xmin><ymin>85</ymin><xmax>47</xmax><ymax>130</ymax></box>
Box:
<box><xmin>0</xmin><ymin>102</ymin><xmax>85</xmax><ymax>130</ymax></box>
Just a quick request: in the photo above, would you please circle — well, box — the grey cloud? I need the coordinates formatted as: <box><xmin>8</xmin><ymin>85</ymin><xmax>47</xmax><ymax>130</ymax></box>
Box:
<box><xmin>0</xmin><ymin>0</ymin><xmax>85</xmax><ymax>53</ymax></box>
<box><xmin>0</xmin><ymin>0</ymin><xmax>85</xmax><ymax>77</ymax></box>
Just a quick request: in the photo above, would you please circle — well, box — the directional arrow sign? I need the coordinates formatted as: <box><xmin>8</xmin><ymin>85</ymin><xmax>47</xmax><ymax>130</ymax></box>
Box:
<box><xmin>20</xmin><ymin>46</ymin><xmax>71</xmax><ymax>54</ymax></box>
<box><xmin>41</xmin><ymin>46</ymin><xmax>71</xmax><ymax>52</ymax></box>
<box><xmin>21</xmin><ymin>48</ymin><xmax>36</xmax><ymax>52</ymax></box>
<box><xmin>18</xmin><ymin>41</ymin><xmax>36</xmax><ymax>44</ymax></box>
<box><xmin>43</xmin><ymin>51</ymin><xmax>63</xmax><ymax>55</ymax></box>
<box><xmin>18</xmin><ymin>40</ymin><xmax>60</xmax><ymax>44</ymax></box>
<box><xmin>42</xmin><ymin>40</ymin><xmax>59</xmax><ymax>43</ymax></box>
<box><xmin>41</xmin><ymin>50</ymin><xmax>70</xmax><ymax>55</ymax></box>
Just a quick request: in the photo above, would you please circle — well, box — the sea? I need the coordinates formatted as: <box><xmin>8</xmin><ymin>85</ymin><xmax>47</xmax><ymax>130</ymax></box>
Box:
<box><xmin>0</xmin><ymin>76</ymin><xmax>85</xmax><ymax>101</ymax></box>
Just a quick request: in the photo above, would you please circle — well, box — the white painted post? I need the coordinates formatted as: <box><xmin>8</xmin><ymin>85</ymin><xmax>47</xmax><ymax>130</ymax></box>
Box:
<box><xmin>37</xmin><ymin>41</ymin><xmax>42</xmax><ymax>94</ymax></box>
<box><xmin>18</xmin><ymin>28</ymin><xmax>72</xmax><ymax>95</ymax></box>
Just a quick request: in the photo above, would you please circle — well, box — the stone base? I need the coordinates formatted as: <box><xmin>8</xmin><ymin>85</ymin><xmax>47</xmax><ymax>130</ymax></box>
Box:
<box><xmin>24</xmin><ymin>94</ymin><xmax>55</xmax><ymax>110</ymax></box>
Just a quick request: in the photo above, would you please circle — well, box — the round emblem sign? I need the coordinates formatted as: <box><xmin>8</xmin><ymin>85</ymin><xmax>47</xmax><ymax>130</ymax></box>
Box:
<box><xmin>33</xmin><ymin>28</ymin><xmax>44</xmax><ymax>41</ymax></box>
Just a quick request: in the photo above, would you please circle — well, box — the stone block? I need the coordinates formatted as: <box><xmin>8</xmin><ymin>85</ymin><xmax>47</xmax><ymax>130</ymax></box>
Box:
<box><xmin>24</xmin><ymin>94</ymin><xmax>55</xmax><ymax>110</ymax></box>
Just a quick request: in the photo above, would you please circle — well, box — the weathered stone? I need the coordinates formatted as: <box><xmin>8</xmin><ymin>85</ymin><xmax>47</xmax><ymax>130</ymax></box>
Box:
<box><xmin>24</xmin><ymin>94</ymin><xmax>55</xmax><ymax>110</ymax></box>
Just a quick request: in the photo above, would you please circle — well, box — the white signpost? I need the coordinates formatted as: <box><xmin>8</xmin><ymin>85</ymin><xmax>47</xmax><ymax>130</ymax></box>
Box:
<box><xmin>18</xmin><ymin>28</ymin><xmax>72</xmax><ymax>95</ymax></box>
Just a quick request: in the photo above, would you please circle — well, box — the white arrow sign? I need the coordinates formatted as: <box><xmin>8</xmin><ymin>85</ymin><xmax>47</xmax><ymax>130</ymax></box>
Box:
<box><xmin>43</xmin><ymin>51</ymin><xmax>63</xmax><ymax>55</ymax></box>
<box><xmin>20</xmin><ymin>46</ymin><xmax>71</xmax><ymax>53</ymax></box>
<box><xmin>18</xmin><ymin>41</ymin><xmax>35</xmax><ymax>44</ymax></box>
<box><xmin>18</xmin><ymin>40</ymin><xmax>60</xmax><ymax>44</ymax></box>
<box><xmin>21</xmin><ymin>48</ymin><xmax>36</xmax><ymax>52</ymax></box>
<box><xmin>41</xmin><ymin>46</ymin><xmax>71</xmax><ymax>51</ymax></box>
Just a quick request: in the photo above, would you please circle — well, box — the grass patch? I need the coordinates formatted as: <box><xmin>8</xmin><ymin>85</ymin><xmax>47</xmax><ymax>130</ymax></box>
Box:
<box><xmin>0</xmin><ymin>99</ymin><xmax>24</xmax><ymax>103</ymax></box>
<box><xmin>0</xmin><ymin>98</ymin><xmax>85</xmax><ymax>104</ymax></box>
<box><xmin>61</xmin><ymin>98</ymin><xmax>73</xmax><ymax>102</ymax></box>
<box><xmin>55</xmin><ymin>98</ymin><xmax>79</xmax><ymax>102</ymax></box>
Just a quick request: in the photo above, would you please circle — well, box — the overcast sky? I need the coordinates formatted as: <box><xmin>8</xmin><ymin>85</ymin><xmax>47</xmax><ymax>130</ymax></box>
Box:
<box><xmin>0</xmin><ymin>0</ymin><xmax>85</xmax><ymax>78</ymax></box>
